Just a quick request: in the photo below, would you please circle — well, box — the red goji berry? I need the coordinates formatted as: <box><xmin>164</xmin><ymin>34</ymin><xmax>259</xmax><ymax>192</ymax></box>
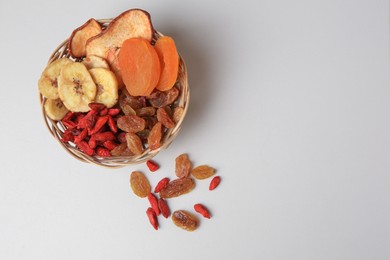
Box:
<box><xmin>88</xmin><ymin>102</ymin><xmax>106</xmax><ymax>112</ymax></box>
<box><xmin>61</xmin><ymin>129</ymin><xmax>74</xmax><ymax>143</ymax></box>
<box><xmin>194</xmin><ymin>203</ymin><xmax>211</xmax><ymax>219</ymax></box>
<box><xmin>93</xmin><ymin>132</ymin><xmax>115</xmax><ymax>142</ymax></box>
<box><xmin>77</xmin><ymin>110</ymin><xmax>97</xmax><ymax>129</ymax></box>
<box><xmin>146</xmin><ymin>207</ymin><xmax>158</xmax><ymax>230</ymax></box>
<box><xmin>117</xmin><ymin>132</ymin><xmax>127</xmax><ymax>143</ymax></box>
<box><xmin>146</xmin><ymin>160</ymin><xmax>159</xmax><ymax>172</ymax></box>
<box><xmin>154</xmin><ymin>177</ymin><xmax>169</xmax><ymax>193</ymax></box>
<box><xmin>158</xmin><ymin>198</ymin><xmax>170</xmax><ymax>218</ymax></box>
<box><xmin>89</xmin><ymin>115</ymin><xmax>109</xmax><ymax>135</ymax></box>
<box><xmin>62</xmin><ymin>111</ymin><xmax>74</xmax><ymax>122</ymax></box>
<box><xmin>209</xmin><ymin>176</ymin><xmax>221</xmax><ymax>191</ymax></box>
<box><xmin>148</xmin><ymin>193</ymin><xmax>160</xmax><ymax>216</ymax></box>
<box><xmin>96</xmin><ymin>147</ymin><xmax>111</xmax><ymax>157</ymax></box>
<box><xmin>88</xmin><ymin>135</ymin><xmax>97</xmax><ymax>149</ymax></box>
<box><xmin>103</xmin><ymin>140</ymin><xmax>117</xmax><ymax>150</ymax></box>
<box><xmin>74</xmin><ymin>128</ymin><xmax>88</xmax><ymax>143</ymax></box>
<box><xmin>108</xmin><ymin>108</ymin><xmax>120</xmax><ymax>116</ymax></box>
<box><xmin>107</xmin><ymin>116</ymin><xmax>118</xmax><ymax>133</ymax></box>
<box><xmin>62</xmin><ymin>120</ymin><xmax>77</xmax><ymax>129</ymax></box>
<box><xmin>75</xmin><ymin>140</ymin><xmax>94</xmax><ymax>156</ymax></box>
<box><xmin>99</xmin><ymin>107</ymin><xmax>108</xmax><ymax>116</ymax></box>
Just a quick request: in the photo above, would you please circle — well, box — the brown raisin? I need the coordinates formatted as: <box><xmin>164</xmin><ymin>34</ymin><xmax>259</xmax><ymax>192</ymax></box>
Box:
<box><xmin>147</xmin><ymin>87</ymin><xmax>179</xmax><ymax>108</ymax></box>
<box><xmin>175</xmin><ymin>153</ymin><xmax>192</xmax><ymax>178</ymax></box>
<box><xmin>148</xmin><ymin>122</ymin><xmax>162</xmax><ymax>150</ymax></box>
<box><xmin>173</xmin><ymin>107</ymin><xmax>184</xmax><ymax>123</ymax></box>
<box><xmin>125</xmin><ymin>133</ymin><xmax>144</xmax><ymax>155</ymax></box>
<box><xmin>159</xmin><ymin>177</ymin><xmax>195</xmax><ymax>198</ymax></box>
<box><xmin>117</xmin><ymin>115</ymin><xmax>145</xmax><ymax>133</ymax></box>
<box><xmin>172</xmin><ymin>210</ymin><xmax>198</xmax><ymax>231</ymax></box>
<box><xmin>157</xmin><ymin>107</ymin><xmax>175</xmax><ymax>128</ymax></box>
<box><xmin>136</xmin><ymin>107</ymin><xmax>156</xmax><ymax>117</ymax></box>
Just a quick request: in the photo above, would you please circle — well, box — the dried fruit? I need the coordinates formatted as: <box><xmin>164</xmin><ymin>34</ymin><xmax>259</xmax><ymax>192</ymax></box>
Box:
<box><xmin>68</xmin><ymin>18</ymin><xmax>102</xmax><ymax>58</ymax></box>
<box><xmin>154</xmin><ymin>177</ymin><xmax>169</xmax><ymax>193</ymax></box>
<box><xmin>158</xmin><ymin>198</ymin><xmax>170</xmax><ymax>218</ymax></box>
<box><xmin>157</xmin><ymin>107</ymin><xmax>175</xmax><ymax>128</ymax></box>
<box><xmin>88</xmin><ymin>102</ymin><xmax>106</xmax><ymax>112</ymax></box>
<box><xmin>125</xmin><ymin>133</ymin><xmax>144</xmax><ymax>155</ymax></box>
<box><xmin>194</xmin><ymin>204</ymin><xmax>211</xmax><ymax>219</ymax></box>
<box><xmin>146</xmin><ymin>160</ymin><xmax>159</xmax><ymax>172</ymax></box>
<box><xmin>108</xmin><ymin>108</ymin><xmax>120</xmax><ymax>116</ymax></box>
<box><xmin>96</xmin><ymin>147</ymin><xmax>111</xmax><ymax>157</ymax></box>
<box><xmin>154</xmin><ymin>36</ymin><xmax>179</xmax><ymax>91</ymax></box>
<box><xmin>117</xmin><ymin>115</ymin><xmax>146</xmax><ymax>133</ymax></box>
<box><xmin>107</xmin><ymin>116</ymin><xmax>118</xmax><ymax>133</ymax></box>
<box><xmin>74</xmin><ymin>128</ymin><xmax>88</xmax><ymax>143</ymax></box>
<box><xmin>136</xmin><ymin>106</ymin><xmax>155</xmax><ymax>117</ymax></box>
<box><xmin>147</xmin><ymin>87</ymin><xmax>179</xmax><ymax>108</ymax></box>
<box><xmin>118</xmin><ymin>38</ymin><xmax>161</xmax><ymax>96</ymax></box>
<box><xmin>77</xmin><ymin>109</ymin><xmax>97</xmax><ymax>129</ymax></box>
<box><xmin>147</xmin><ymin>122</ymin><xmax>162</xmax><ymax>150</ymax></box>
<box><xmin>122</xmin><ymin>104</ymin><xmax>136</xmax><ymax>115</ymax></box>
<box><xmin>159</xmin><ymin>177</ymin><xmax>195</xmax><ymax>198</ymax></box>
<box><xmin>209</xmin><ymin>176</ymin><xmax>221</xmax><ymax>191</ymax></box>
<box><xmin>172</xmin><ymin>210</ymin><xmax>198</xmax><ymax>231</ymax></box>
<box><xmin>75</xmin><ymin>140</ymin><xmax>94</xmax><ymax>156</ymax></box>
<box><xmin>93</xmin><ymin>131</ymin><xmax>115</xmax><ymax>142</ymax></box>
<box><xmin>173</xmin><ymin>107</ymin><xmax>184</xmax><ymax>123</ymax></box>
<box><xmin>175</xmin><ymin>153</ymin><xmax>192</xmax><ymax>178</ymax></box>
<box><xmin>148</xmin><ymin>193</ymin><xmax>160</xmax><ymax>216</ymax></box>
<box><xmin>191</xmin><ymin>165</ymin><xmax>216</xmax><ymax>180</ymax></box>
<box><xmin>146</xmin><ymin>207</ymin><xmax>159</xmax><ymax>230</ymax></box>
<box><xmin>130</xmin><ymin>171</ymin><xmax>151</xmax><ymax>198</ymax></box>
<box><xmin>103</xmin><ymin>140</ymin><xmax>117</xmax><ymax>150</ymax></box>
<box><xmin>89</xmin><ymin>115</ymin><xmax>108</xmax><ymax>135</ymax></box>
<box><xmin>110</xmin><ymin>142</ymin><xmax>127</xmax><ymax>156</ymax></box>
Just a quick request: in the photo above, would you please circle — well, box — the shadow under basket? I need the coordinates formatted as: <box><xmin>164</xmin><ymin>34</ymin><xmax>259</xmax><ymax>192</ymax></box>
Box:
<box><xmin>39</xmin><ymin>19</ymin><xmax>190</xmax><ymax>168</ymax></box>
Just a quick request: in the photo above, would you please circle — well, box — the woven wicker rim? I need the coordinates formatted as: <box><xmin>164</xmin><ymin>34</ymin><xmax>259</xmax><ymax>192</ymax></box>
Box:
<box><xmin>39</xmin><ymin>19</ymin><xmax>190</xmax><ymax>169</ymax></box>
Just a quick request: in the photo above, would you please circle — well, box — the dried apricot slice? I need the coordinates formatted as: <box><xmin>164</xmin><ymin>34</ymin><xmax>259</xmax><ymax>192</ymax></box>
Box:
<box><xmin>154</xmin><ymin>36</ymin><xmax>179</xmax><ymax>91</ymax></box>
<box><xmin>118</xmin><ymin>38</ymin><xmax>161</xmax><ymax>96</ymax></box>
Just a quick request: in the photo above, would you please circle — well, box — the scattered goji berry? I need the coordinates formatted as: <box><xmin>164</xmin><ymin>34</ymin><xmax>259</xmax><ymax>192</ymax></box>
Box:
<box><xmin>146</xmin><ymin>160</ymin><xmax>159</xmax><ymax>172</ymax></box>
<box><xmin>154</xmin><ymin>177</ymin><xmax>169</xmax><ymax>193</ymax></box>
<box><xmin>194</xmin><ymin>204</ymin><xmax>211</xmax><ymax>219</ymax></box>
<box><xmin>146</xmin><ymin>207</ymin><xmax>158</xmax><ymax>230</ymax></box>
<box><xmin>96</xmin><ymin>147</ymin><xmax>111</xmax><ymax>157</ymax></box>
<box><xmin>148</xmin><ymin>193</ymin><xmax>160</xmax><ymax>216</ymax></box>
<box><xmin>158</xmin><ymin>198</ymin><xmax>170</xmax><ymax>218</ymax></box>
<box><xmin>209</xmin><ymin>176</ymin><xmax>221</xmax><ymax>191</ymax></box>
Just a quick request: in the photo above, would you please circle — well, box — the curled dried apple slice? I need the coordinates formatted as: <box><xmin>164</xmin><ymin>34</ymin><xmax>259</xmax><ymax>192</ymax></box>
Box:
<box><xmin>68</xmin><ymin>18</ymin><xmax>102</xmax><ymax>58</ymax></box>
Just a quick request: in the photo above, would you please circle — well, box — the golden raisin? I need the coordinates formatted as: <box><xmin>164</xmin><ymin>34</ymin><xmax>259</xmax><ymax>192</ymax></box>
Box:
<box><xmin>191</xmin><ymin>165</ymin><xmax>216</xmax><ymax>180</ymax></box>
<box><xmin>130</xmin><ymin>171</ymin><xmax>151</xmax><ymax>198</ymax></box>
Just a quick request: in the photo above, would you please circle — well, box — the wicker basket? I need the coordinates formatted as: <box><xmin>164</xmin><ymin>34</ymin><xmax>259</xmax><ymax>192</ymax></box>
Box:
<box><xmin>39</xmin><ymin>19</ymin><xmax>189</xmax><ymax>168</ymax></box>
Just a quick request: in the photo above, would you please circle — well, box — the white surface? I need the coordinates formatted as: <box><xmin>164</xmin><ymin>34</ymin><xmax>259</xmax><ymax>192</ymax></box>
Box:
<box><xmin>0</xmin><ymin>0</ymin><xmax>389</xmax><ymax>259</ymax></box>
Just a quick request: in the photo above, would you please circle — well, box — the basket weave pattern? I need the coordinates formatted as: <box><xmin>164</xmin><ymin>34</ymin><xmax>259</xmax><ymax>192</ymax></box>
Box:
<box><xmin>39</xmin><ymin>19</ymin><xmax>189</xmax><ymax>168</ymax></box>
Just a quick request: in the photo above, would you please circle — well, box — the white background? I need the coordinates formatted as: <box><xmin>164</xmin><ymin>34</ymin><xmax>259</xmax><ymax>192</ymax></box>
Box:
<box><xmin>0</xmin><ymin>0</ymin><xmax>389</xmax><ymax>259</ymax></box>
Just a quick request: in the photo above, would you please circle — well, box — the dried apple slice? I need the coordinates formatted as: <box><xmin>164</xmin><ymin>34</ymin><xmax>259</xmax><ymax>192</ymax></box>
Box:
<box><xmin>68</xmin><ymin>18</ymin><xmax>102</xmax><ymax>58</ymax></box>
<box><xmin>82</xmin><ymin>55</ymin><xmax>110</xmax><ymax>69</ymax></box>
<box><xmin>85</xmin><ymin>9</ymin><xmax>154</xmax><ymax>59</ymax></box>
